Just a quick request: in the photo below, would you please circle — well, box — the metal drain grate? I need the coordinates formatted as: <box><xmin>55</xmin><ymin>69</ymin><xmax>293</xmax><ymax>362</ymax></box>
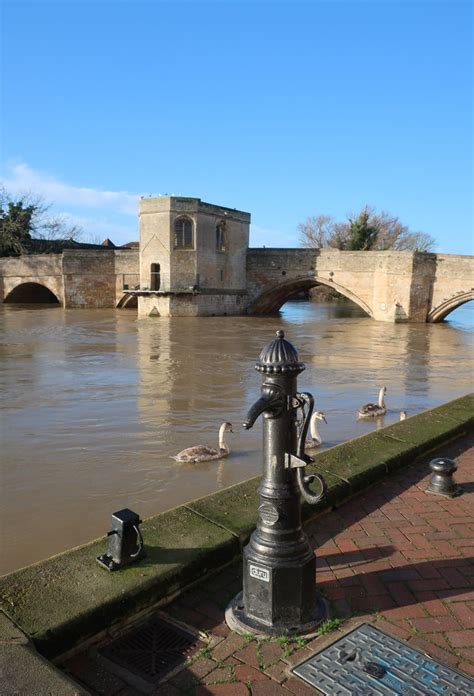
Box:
<box><xmin>100</xmin><ymin>616</ymin><xmax>199</xmax><ymax>685</ymax></box>
<box><xmin>292</xmin><ymin>622</ymin><xmax>474</xmax><ymax>695</ymax></box>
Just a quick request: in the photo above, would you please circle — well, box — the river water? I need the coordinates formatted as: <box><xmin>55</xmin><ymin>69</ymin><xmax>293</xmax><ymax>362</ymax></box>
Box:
<box><xmin>0</xmin><ymin>300</ymin><xmax>472</xmax><ymax>575</ymax></box>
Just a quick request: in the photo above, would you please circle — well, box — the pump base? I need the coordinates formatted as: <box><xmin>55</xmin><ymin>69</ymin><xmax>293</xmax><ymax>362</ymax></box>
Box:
<box><xmin>225</xmin><ymin>591</ymin><xmax>328</xmax><ymax>639</ymax></box>
<box><xmin>96</xmin><ymin>551</ymin><xmax>145</xmax><ymax>571</ymax></box>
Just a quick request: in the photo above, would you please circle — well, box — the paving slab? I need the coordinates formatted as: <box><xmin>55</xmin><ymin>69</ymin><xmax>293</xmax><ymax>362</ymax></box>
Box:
<box><xmin>0</xmin><ymin>611</ymin><xmax>89</xmax><ymax>696</ymax></box>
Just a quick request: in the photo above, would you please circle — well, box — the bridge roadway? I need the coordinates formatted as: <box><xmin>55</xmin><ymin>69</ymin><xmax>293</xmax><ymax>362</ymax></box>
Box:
<box><xmin>0</xmin><ymin>248</ymin><xmax>472</xmax><ymax>322</ymax></box>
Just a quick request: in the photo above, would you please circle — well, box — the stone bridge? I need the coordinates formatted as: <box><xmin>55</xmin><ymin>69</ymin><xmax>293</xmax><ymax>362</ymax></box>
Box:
<box><xmin>246</xmin><ymin>249</ymin><xmax>473</xmax><ymax>322</ymax></box>
<box><xmin>0</xmin><ymin>249</ymin><xmax>139</xmax><ymax>309</ymax></box>
<box><xmin>0</xmin><ymin>248</ymin><xmax>472</xmax><ymax>322</ymax></box>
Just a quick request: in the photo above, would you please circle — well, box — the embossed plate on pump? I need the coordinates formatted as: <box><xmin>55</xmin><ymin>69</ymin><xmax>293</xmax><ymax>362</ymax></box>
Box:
<box><xmin>292</xmin><ymin>622</ymin><xmax>474</xmax><ymax>695</ymax></box>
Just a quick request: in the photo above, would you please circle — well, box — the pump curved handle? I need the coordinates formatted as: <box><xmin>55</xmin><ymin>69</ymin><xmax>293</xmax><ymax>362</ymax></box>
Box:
<box><xmin>296</xmin><ymin>469</ymin><xmax>327</xmax><ymax>504</ymax></box>
<box><xmin>295</xmin><ymin>392</ymin><xmax>327</xmax><ymax>505</ymax></box>
<box><xmin>130</xmin><ymin>524</ymin><xmax>144</xmax><ymax>559</ymax></box>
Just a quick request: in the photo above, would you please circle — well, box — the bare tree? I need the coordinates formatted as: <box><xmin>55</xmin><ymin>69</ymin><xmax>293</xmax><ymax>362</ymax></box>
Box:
<box><xmin>298</xmin><ymin>215</ymin><xmax>334</xmax><ymax>248</ymax></box>
<box><xmin>36</xmin><ymin>213</ymin><xmax>82</xmax><ymax>242</ymax></box>
<box><xmin>394</xmin><ymin>230</ymin><xmax>436</xmax><ymax>252</ymax></box>
<box><xmin>17</xmin><ymin>191</ymin><xmax>83</xmax><ymax>242</ymax></box>
<box><xmin>298</xmin><ymin>205</ymin><xmax>435</xmax><ymax>252</ymax></box>
<box><xmin>368</xmin><ymin>208</ymin><xmax>409</xmax><ymax>250</ymax></box>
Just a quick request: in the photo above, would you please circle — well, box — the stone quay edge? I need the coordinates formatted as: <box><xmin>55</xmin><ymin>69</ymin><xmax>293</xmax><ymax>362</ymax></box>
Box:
<box><xmin>0</xmin><ymin>393</ymin><xmax>472</xmax><ymax>670</ymax></box>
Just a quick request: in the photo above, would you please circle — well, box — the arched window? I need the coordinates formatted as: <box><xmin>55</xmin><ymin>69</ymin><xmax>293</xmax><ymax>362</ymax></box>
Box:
<box><xmin>150</xmin><ymin>263</ymin><xmax>161</xmax><ymax>290</ymax></box>
<box><xmin>216</xmin><ymin>221</ymin><xmax>226</xmax><ymax>251</ymax></box>
<box><xmin>174</xmin><ymin>217</ymin><xmax>194</xmax><ymax>249</ymax></box>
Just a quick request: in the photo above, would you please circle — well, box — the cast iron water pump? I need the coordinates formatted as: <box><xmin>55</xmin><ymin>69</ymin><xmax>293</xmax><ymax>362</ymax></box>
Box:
<box><xmin>226</xmin><ymin>330</ymin><xmax>328</xmax><ymax>636</ymax></box>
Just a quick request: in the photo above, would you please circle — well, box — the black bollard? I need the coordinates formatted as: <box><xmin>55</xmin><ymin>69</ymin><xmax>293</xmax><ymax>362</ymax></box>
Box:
<box><xmin>426</xmin><ymin>458</ymin><xmax>462</xmax><ymax>498</ymax></box>
<box><xmin>226</xmin><ymin>330</ymin><xmax>328</xmax><ymax>637</ymax></box>
<box><xmin>97</xmin><ymin>508</ymin><xmax>145</xmax><ymax>570</ymax></box>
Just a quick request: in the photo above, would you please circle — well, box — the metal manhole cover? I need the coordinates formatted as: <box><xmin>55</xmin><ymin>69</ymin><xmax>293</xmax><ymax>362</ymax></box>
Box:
<box><xmin>292</xmin><ymin>623</ymin><xmax>474</xmax><ymax>695</ymax></box>
<box><xmin>100</xmin><ymin>616</ymin><xmax>200</xmax><ymax>685</ymax></box>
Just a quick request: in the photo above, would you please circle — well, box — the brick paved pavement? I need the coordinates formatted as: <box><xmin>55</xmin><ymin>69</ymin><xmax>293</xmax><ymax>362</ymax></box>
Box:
<box><xmin>62</xmin><ymin>434</ymin><xmax>474</xmax><ymax>695</ymax></box>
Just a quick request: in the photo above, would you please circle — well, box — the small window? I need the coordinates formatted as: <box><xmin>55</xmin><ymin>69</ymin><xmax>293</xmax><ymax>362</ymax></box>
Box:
<box><xmin>216</xmin><ymin>221</ymin><xmax>226</xmax><ymax>251</ymax></box>
<box><xmin>174</xmin><ymin>217</ymin><xmax>194</xmax><ymax>249</ymax></box>
<box><xmin>220</xmin><ymin>269</ymin><xmax>224</xmax><ymax>282</ymax></box>
<box><xmin>150</xmin><ymin>263</ymin><xmax>161</xmax><ymax>290</ymax></box>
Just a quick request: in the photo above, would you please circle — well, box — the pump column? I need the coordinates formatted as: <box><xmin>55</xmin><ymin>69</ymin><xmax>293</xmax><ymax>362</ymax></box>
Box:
<box><xmin>226</xmin><ymin>330</ymin><xmax>327</xmax><ymax>637</ymax></box>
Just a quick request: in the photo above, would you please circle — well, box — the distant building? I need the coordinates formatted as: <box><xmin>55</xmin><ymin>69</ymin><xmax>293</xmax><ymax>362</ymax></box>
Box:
<box><xmin>25</xmin><ymin>238</ymin><xmax>112</xmax><ymax>254</ymax></box>
<box><xmin>137</xmin><ymin>196</ymin><xmax>251</xmax><ymax>317</ymax></box>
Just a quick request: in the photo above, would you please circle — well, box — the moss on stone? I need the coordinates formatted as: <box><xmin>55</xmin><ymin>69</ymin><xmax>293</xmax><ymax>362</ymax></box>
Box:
<box><xmin>422</xmin><ymin>393</ymin><xmax>473</xmax><ymax>424</ymax></box>
<box><xmin>0</xmin><ymin>506</ymin><xmax>238</xmax><ymax>658</ymax></box>
<box><xmin>186</xmin><ymin>477</ymin><xmax>260</xmax><ymax>544</ymax></box>
<box><xmin>375</xmin><ymin>394</ymin><xmax>473</xmax><ymax>458</ymax></box>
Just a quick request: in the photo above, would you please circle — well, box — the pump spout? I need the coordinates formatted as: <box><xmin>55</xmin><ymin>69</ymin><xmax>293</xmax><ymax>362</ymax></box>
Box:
<box><xmin>243</xmin><ymin>396</ymin><xmax>271</xmax><ymax>429</ymax></box>
<box><xmin>243</xmin><ymin>385</ymin><xmax>285</xmax><ymax>429</ymax></box>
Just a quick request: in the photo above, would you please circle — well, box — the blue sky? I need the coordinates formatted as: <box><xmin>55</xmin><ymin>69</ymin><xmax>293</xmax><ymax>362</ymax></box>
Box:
<box><xmin>1</xmin><ymin>1</ymin><xmax>472</xmax><ymax>253</ymax></box>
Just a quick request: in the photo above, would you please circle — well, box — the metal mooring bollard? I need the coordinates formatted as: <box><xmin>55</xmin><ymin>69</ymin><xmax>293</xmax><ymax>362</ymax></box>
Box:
<box><xmin>226</xmin><ymin>330</ymin><xmax>328</xmax><ymax>637</ymax></box>
<box><xmin>97</xmin><ymin>508</ymin><xmax>145</xmax><ymax>570</ymax></box>
<box><xmin>426</xmin><ymin>458</ymin><xmax>462</xmax><ymax>498</ymax></box>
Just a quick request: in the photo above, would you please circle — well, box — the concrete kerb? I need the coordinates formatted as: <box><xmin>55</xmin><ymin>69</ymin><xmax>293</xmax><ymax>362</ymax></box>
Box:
<box><xmin>0</xmin><ymin>610</ymin><xmax>91</xmax><ymax>695</ymax></box>
<box><xmin>0</xmin><ymin>394</ymin><xmax>472</xmax><ymax>670</ymax></box>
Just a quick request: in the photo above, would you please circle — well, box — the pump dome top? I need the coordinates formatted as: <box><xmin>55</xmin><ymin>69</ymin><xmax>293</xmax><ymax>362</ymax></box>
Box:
<box><xmin>255</xmin><ymin>330</ymin><xmax>305</xmax><ymax>374</ymax></box>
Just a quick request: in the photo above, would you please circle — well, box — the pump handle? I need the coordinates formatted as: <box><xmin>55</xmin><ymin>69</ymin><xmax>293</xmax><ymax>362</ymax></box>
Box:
<box><xmin>130</xmin><ymin>524</ymin><xmax>144</xmax><ymax>559</ymax></box>
<box><xmin>295</xmin><ymin>392</ymin><xmax>327</xmax><ymax>505</ymax></box>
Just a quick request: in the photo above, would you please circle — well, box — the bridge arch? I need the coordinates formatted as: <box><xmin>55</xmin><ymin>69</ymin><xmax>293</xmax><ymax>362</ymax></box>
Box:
<box><xmin>427</xmin><ymin>290</ymin><xmax>474</xmax><ymax>323</ymax></box>
<box><xmin>4</xmin><ymin>282</ymin><xmax>61</xmax><ymax>305</ymax></box>
<box><xmin>247</xmin><ymin>276</ymin><xmax>373</xmax><ymax>317</ymax></box>
<box><xmin>117</xmin><ymin>292</ymin><xmax>138</xmax><ymax>309</ymax></box>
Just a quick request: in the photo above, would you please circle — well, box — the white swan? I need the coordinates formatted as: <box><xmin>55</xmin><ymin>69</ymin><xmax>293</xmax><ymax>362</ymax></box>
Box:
<box><xmin>172</xmin><ymin>422</ymin><xmax>233</xmax><ymax>463</ymax></box>
<box><xmin>305</xmin><ymin>411</ymin><xmax>327</xmax><ymax>449</ymax></box>
<box><xmin>358</xmin><ymin>386</ymin><xmax>387</xmax><ymax>418</ymax></box>
<box><xmin>399</xmin><ymin>410</ymin><xmax>407</xmax><ymax>421</ymax></box>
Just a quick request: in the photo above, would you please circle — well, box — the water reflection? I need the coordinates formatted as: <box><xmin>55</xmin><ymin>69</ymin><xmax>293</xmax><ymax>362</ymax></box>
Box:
<box><xmin>0</xmin><ymin>300</ymin><xmax>472</xmax><ymax>575</ymax></box>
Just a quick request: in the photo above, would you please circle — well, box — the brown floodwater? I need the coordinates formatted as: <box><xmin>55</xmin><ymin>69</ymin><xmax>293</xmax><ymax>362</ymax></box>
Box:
<box><xmin>0</xmin><ymin>300</ymin><xmax>472</xmax><ymax>575</ymax></box>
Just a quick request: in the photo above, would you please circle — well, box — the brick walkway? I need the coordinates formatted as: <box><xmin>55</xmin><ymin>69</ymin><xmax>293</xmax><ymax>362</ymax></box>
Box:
<box><xmin>62</xmin><ymin>434</ymin><xmax>474</xmax><ymax>695</ymax></box>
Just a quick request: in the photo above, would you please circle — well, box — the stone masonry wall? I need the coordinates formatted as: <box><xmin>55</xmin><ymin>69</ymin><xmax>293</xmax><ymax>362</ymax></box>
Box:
<box><xmin>1</xmin><ymin>244</ymin><xmax>472</xmax><ymax>321</ymax></box>
<box><xmin>246</xmin><ymin>248</ymin><xmax>378</xmax><ymax>316</ymax></box>
<box><xmin>428</xmin><ymin>254</ymin><xmax>474</xmax><ymax>321</ymax></box>
<box><xmin>138</xmin><ymin>292</ymin><xmax>244</xmax><ymax>317</ymax></box>
<box><xmin>62</xmin><ymin>251</ymin><xmax>116</xmax><ymax>308</ymax></box>
<box><xmin>113</xmin><ymin>249</ymin><xmax>139</xmax><ymax>304</ymax></box>
<box><xmin>245</xmin><ymin>249</ymin><xmax>473</xmax><ymax>322</ymax></box>
<box><xmin>0</xmin><ymin>254</ymin><xmax>64</xmax><ymax>304</ymax></box>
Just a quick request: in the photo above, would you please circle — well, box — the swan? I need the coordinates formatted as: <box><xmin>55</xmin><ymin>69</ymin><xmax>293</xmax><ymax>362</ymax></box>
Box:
<box><xmin>172</xmin><ymin>422</ymin><xmax>233</xmax><ymax>463</ymax></box>
<box><xmin>358</xmin><ymin>386</ymin><xmax>387</xmax><ymax>418</ymax></box>
<box><xmin>400</xmin><ymin>410</ymin><xmax>407</xmax><ymax>421</ymax></box>
<box><xmin>305</xmin><ymin>411</ymin><xmax>327</xmax><ymax>449</ymax></box>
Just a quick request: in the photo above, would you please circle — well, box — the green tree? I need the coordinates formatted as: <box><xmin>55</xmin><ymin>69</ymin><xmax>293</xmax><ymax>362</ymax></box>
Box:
<box><xmin>0</xmin><ymin>198</ymin><xmax>35</xmax><ymax>256</ymax></box>
<box><xmin>0</xmin><ymin>188</ymin><xmax>82</xmax><ymax>256</ymax></box>
<box><xmin>347</xmin><ymin>207</ymin><xmax>379</xmax><ymax>250</ymax></box>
